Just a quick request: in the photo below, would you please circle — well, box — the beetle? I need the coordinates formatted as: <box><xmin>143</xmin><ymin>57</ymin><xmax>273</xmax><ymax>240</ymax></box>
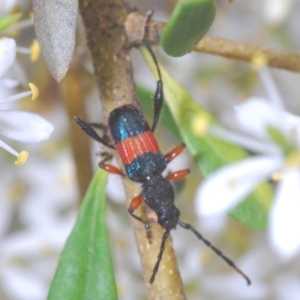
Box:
<box><xmin>74</xmin><ymin>40</ymin><xmax>251</xmax><ymax>285</ymax></box>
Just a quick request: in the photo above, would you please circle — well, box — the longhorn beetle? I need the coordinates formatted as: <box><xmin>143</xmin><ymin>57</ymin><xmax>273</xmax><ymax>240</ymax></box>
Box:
<box><xmin>74</xmin><ymin>38</ymin><xmax>251</xmax><ymax>285</ymax></box>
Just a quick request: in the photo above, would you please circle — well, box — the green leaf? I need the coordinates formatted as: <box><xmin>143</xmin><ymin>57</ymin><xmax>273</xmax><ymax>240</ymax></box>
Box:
<box><xmin>47</xmin><ymin>169</ymin><xmax>117</xmax><ymax>300</ymax></box>
<box><xmin>142</xmin><ymin>48</ymin><xmax>274</xmax><ymax>230</ymax></box>
<box><xmin>161</xmin><ymin>0</ymin><xmax>216</xmax><ymax>57</ymax></box>
<box><xmin>0</xmin><ymin>13</ymin><xmax>21</xmax><ymax>32</ymax></box>
<box><xmin>267</xmin><ymin>126</ymin><xmax>293</xmax><ymax>154</ymax></box>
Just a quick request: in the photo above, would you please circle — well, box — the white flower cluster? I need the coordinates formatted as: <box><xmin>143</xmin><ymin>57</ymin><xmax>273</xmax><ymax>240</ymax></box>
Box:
<box><xmin>0</xmin><ymin>37</ymin><xmax>53</xmax><ymax>165</ymax></box>
<box><xmin>196</xmin><ymin>66</ymin><xmax>300</xmax><ymax>260</ymax></box>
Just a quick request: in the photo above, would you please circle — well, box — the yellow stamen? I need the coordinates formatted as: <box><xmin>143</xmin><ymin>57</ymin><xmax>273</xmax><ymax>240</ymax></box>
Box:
<box><xmin>286</xmin><ymin>150</ymin><xmax>300</xmax><ymax>167</ymax></box>
<box><xmin>227</xmin><ymin>178</ymin><xmax>238</xmax><ymax>188</ymax></box>
<box><xmin>30</xmin><ymin>39</ymin><xmax>40</xmax><ymax>62</ymax></box>
<box><xmin>250</xmin><ymin>51</ymin><xmax>269</xmax><ymax>69</ymax></box>
<box><xmin>271</xmin><ymin>171</ymin><xmax>283</xmax><ymax>182</ymax></box>
<box><xmin>191</xmin><ymin>115</ymin><xmax>210</xmax><ymax>136</ymax></box>
<box><xmin>15</xmin><ymin>151</ymin><xmax>29</xmax><ymax>166</ymax></box>
<box><xmin>29</xmin><ymin>83</ymin><xmax>39</xmax><ymax>100</ymax></box>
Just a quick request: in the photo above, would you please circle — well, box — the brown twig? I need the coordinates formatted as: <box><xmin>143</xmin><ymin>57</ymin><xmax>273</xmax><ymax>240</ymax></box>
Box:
<box><xmin>125</xmin><ymin>12</ymin><xmax>300</xmax><ymax>73</ymax></box>
<box><xmin>195</xmin><ymin>35</ymin><xmax>300</xmax><ymax>72</ymax></box>
<box><xmin>78</xmin><ymin>1</ymin><xmax>186</xmax><ymax>299</ymax></box>
<box><xmin>125</xmin><ymin>11</ymin><xmax>165</xmax><ymax>46</ymax></box>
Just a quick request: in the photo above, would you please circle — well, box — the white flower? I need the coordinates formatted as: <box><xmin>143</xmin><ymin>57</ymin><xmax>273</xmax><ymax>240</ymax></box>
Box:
<box><xmin>0</xmin><ymin>145</ymin><xmax>78</xmax><ymax>299</ymax></box>
<box><xmin>195</xmin><ymin>67</ymin><xmax>300</xmax><ymax>260</ymax></box>
<box><xmin>263</xmin><ymin>0</ymin><xmax>293</xmax><ymax>25</ymax></box>
<box><xmin>0</xmin><ymin>37</ymin><xmax>53</xmax><ymax>165</ymax></box>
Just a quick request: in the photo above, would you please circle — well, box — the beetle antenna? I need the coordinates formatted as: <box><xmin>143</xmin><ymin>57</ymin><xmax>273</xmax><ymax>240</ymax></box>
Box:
<box><xmin>177</xmin><ymin>220</ymin><xmax>251</xmax><ymax>285</ymax></box>
<box><xmin>142</xmin><ymin>12</ymin><xmax>163</xmax><ymax>132</ymax></box>
<box><xmin>143</xmin><ymin>9</ymin><xmax>162</xmax><ymax>82</ymax></box>
<box><xmin>149</xmin><ymin>229</ymin><xmax>170</xmax><ymax>284</ymax></box>
<box><xmin>143</xmin><ymin>39</ymin><xmax>162</xmax><ymax>82</ymax></box>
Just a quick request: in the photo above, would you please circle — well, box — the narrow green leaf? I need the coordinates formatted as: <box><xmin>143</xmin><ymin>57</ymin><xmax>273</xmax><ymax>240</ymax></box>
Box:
<box><xmin>0</xmin><ymin>13</ymin><xmax>21</xmax><ymax>32</ymax></box>
<box><xmin>161</xmin><ymin>0</ymin><xmax>216</xmax><ymax>57</ymax></box>
<box><xmin>47</xmin><ymin>169</ymin><xmax>117</xmax><ymax>300</ymax></box>
<box><xmin>142</xmin><ymin>48</ymin><xmax>273</xmax><ymax>230</ymax></box>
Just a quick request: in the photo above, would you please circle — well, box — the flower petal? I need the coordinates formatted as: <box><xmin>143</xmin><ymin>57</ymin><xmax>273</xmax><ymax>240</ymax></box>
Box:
<box><xmin>264</xmin><ymin>0</ymin><xmax>293</xmax><ymax>24</ymax></box>
<box><xmin>257</xmin><ymin>67</ymin><xmax>285</xmax><ymax>111</ymax></box>
<box><xmin>0</xmin><ymin>78</ymin><xmax>18</xmax><ymax>89</ymax></box>
<box><xmin>233</xmin><ymin>98</ymin><xmax>282</xmax><ymax>140</ymax></box>
<box><xmin>0</xmin><ymin>37</ymin><xmax>16</xmax><ymax>78</ymax></box>
<box><xmin>0</xmin><ymin>111</ymin><xmax>54</xmax><ymax>143</ymax></box>
<box><xmin>0</xmin><ymin>1</ymin><xmax>19</xmax><ymax>15</ymax></box>
<box><xmin>208</xmin><ymin>125</ymin><xmax>279</xmax><ymax>155</ymax></box>
<box><xmin>269</xmin><ymin>168</ymin><xmax>300</xmax><ymax>260</ymax></box>
<box><xmin>196</xmin><ymin>156</ymin><xmax>282</xmax><ymax>216</ymax></box>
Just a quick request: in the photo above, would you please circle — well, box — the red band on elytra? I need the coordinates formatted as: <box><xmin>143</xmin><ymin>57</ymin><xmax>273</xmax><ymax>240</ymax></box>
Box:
<box><xmin>116</xmin><ymin>130</ymin><xmax>159</xmax><ymax>165</ymax></box>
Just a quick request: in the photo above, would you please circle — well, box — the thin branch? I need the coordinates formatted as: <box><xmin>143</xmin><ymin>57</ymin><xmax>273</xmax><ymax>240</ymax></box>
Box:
<box><xmin>125</xmin><ymin>11</ymin><xmax>165</xmax><ymax>46</ymax></box>
<box><xmin>125</xmin><ymin>12</ymin><xmax>300</xmax><ymax>73</ymax></box>
<box><xmin>195</xmin><ymin>35</ymin><xmax>300</xmax><ymax>72</ymax></box>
